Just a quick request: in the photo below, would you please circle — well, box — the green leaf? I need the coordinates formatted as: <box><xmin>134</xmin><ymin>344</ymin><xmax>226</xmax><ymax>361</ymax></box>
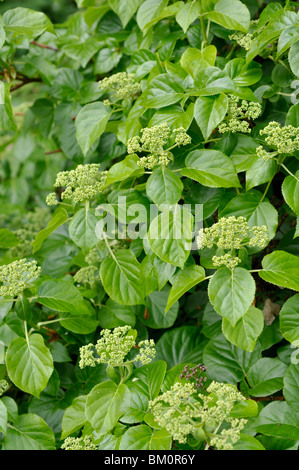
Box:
<box><xmin>233</xmin><ymin>434</ymin><xmax>265</xmax><ymax>450</ymax></box>
<box><xmin>105</xmin><ymin>154</ymin><xmax>144</xmax><ymax>186</ymax></box>
<box><xmin>246</xmin><ymin>11</ymin><xmax>297</xmax><ymax>62</ymax></box>
<box><xmin>0</xmin><ymin>228</ymin><xmax>19</xmax><ymax>248</ymax></box>
<box><xmin>147</xmin><ymin>205</ymin><xmax>193</xmax><ymax>268</ymax></box>
<box><xmin>32</xmin><ymin>207</ymin><xmax>68</xmax><ymax>253</ymax></box>
<box><xmin>75</xmin><ymin>102</ymin><xmax>111</xmax><ymax>156</ymax></box>
<box><xmin>286</xmin><ymin>102</ymin><xmax>299</xmax><ymax>127</ymax></box>
<box><xmin>203</xmin><ymin>333</ymin><xmax>262</xmax><ymax>384</ymax></box>
<box><xmin>154</xmin><ymin>258</ymin><xmax>176</xmax><ymax>290</ymax></box>
<box><xmin>231</xmin><ymin>399</ymin><xmax>258</xmax><ymax>419</ymax></box>
<box><xmin>109</xmin><ymin>0</ymin><xmax>143</xmax><ymax>27</ymax></box>
<box><xmin>224</xmin><ymin>59</ymin><xmax>262</xmax><ymax>87</ymax></box>
<box><xmin>100</xmin><ymin>249</ymin><xmax>145</xmax><ymax>305</ymax></box>
<box><xmin>146</xmin><ymin>166</ymin><xmax>183</xmax><ymax>208</ymax></box>
<box><xmin>107</xmin><ymin>188</ymin><xmax>150</xmax><ymax>224</ymax></box>
<box><xmin>121</xmin><ymin>361</ymin><xmax>167</xmax><ymax>423</ymax></box>
<box><xmin>289</xmin><ymin>41</ymin><xmax>299</xmax><ymax>77</ymax></box>
<box><xmin>259</xmin><ymin>251</ymin><xmax>299</xmax><ymax>291</ymax></box>
<box><xmin>48</xmin><ymin>342</ymin><xmax>71</xmax><ymax>363</ymax></box>
<box><xmin>0</xmin><ymin>81</ymin><xmax>16</xmax><ymax>132</ymax></box>
<box><xmin>37</xmin><ymin>279</ymin><xmax>92</xmax><ymax>315</ymax></box>
<box><xmin>140</xmin><ymin>253</ymin><xmax>159</xmax><ymax>296</ymax></box>
<box><xmin>255</xmin><ymin>402</ymin><xmax>299</xmax><ymax>440</ymax></box>
<box><xmin>94</xmin><ymin>47</ymin><xmax>122</xmax><ymax>75</ymax></box>
<box><xmin>136</xmin><ymin>0</ymin><xmax>168</xmax><ymax>34</ymax></box>
<box><xmin>276</xmin><ymin>26</ymin><xmax>299</xmax><ymax>59</ymax></box>
<box><xmin>69</xmin><ymin>208</ymin><xmax>99</xmax><ymax>251</ymax></box>
<box><xmin>0</xmin><ymin>397</ymin><xmax>17</xmax><ymax>425</ymax></box>
<box><xmin>194</xmin><ymin>94</ymin><xmax>228</xmax><ymax>140</ymax></box>
<box><xmin>0</xmin><ymin>24</ymin><xmax>6</xmax><ymax>48</ymax></box>
<box><xmin>282</xmin><ymin>171</ymin><xmax>299</xmax><ymax>216</ymax></box>
<box><xmin>222</xmin><ymin>306</ymin><xmax>264</xmax><ymax>352</ymax></box>
<box><xmin>246</xmin><ymin>157</ymin><xmax>276</xmax><ymax>191</ymax></box>
<box><xmin>182</xmin><ymin>149</ymin><xmax>240</xmax><ymax>188</ymax></box>
<box><xmin>61</xmin><ymin>396</ymin><xmax>87</xmax><ymax>439</ymax></box>
<box><xmin>180</xmin><ymin>46</ymin><xmax>217</xmax><ymax>77</ymax></box>
<box><xmin>230</xmin><ymin>135</ymin><xmax>259</xmax><ymax>172</ymax></box>
<box><xmin>219</xmin><ymin>190</ymin><xmax>278</xmax><ymax>240</ymax></box>
<box><xmin>139</xmin><ymin>74</ymin><xmax>185</xmax><ymax>108</ymax></box>
<box><xmin>84</xmin><ymin>6</ymin><xmax>110</xmax><ymax>28</ymax></box>
<box><xmin>208</xmin><ymin>268</ymin><xmax>256</xmax><ymax>326</ymax></box>
<box><xmin>0</xmin><ymin>399</ymin><xmax>7</xmax><ymax>435</ymax></box>
<box><xmin>176</xmin><ymin>1</ymin><xmax>200</xmax><ymax>33</ymax></box>
<box><xmin>283</xmin><ymin>363</ymin><xmax>299</xmax><ymax>412</ymax></box>
<box><xmin>154</xmin><ymin>326</ymin><xmax>206</xmax><ymax>369</ymax></box>
<box><xmin>140</xmin><ymin>2</ymin><xmax>183</xmax><ymax>32</ymax></box>
<box><xmin>166</xmin><ymin>265</ymin><xmax>205</xmax><ymax>312</ymax></box>
<box><xmin>99</xmin><ymin>299</ymin><xmax>136</xmax><ymax>329</ymax></box>
<box><xmin>6</xmin><ymin>334</ymin><xmax>53</xmax><ymax>398</ymax></box>
<box><xmin>207</xmin><ymin>0</ymin><xmax>250</xmax><ymax>33</ymax></box>
<box><xmin>86</xmin><ymin>380</ymin><xmax>130</xmax><ymax>435</ymax></box>
<box><xmin>119</xmin><ymin>425</ymin><xmax>172</xmax><ymax>450</ymax></box>
<box><xmin>3</xmin><ymin>7</ymin><xmax>54</xmax><ymax>38</ymax></box>
<box><xmin>280</xmin><ymin>294</ymin><xmax>299</xmax><ymax>345</ymax></box>
<box><xmin>247</xmin><ymin>358</ymin><xmax>287</xmax><ymax>397</ymax></box>
<box><xmin>193</xmin><ymin>66</ymin><xmax>235</xmax><ymax>96</ymax></box>
<box><xmin>140</xmin><ymin>286</ymin><xmax>179</xmax><ymax>329</ymax></box>
<box><xmin>3</xmin><ymin>414</ymin><xmax>55</xmax><ymax>450</ymax></box>
<box><xmin>61</xmin><ymin>38</ymin><xmax>101</xmax><ymax>68</ymax></box>
<box><xmin>15</xmin><ymin>295</ymin><xmax>32</xmax><ymax>322</ymax></box>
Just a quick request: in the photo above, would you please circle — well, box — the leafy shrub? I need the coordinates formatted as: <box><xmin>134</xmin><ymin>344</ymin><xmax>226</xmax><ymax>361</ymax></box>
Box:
<box><xmin>0</xmin><ymin>0</ymin><xmax>299</xmax><ymax>451</ymax></box>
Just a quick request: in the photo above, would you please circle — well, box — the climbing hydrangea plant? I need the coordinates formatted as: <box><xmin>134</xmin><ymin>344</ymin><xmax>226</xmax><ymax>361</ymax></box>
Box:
<box><xmin>0</xmin><ymin>0</ymin><xmax>298</xmax><ymax>453</ymax></box>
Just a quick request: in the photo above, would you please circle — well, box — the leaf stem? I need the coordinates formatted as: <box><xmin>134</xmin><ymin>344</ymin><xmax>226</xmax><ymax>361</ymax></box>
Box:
<box><xmin>279</xmin><ymin>162</ymin><xmax>299</xmax><ymax>182</ymax></box>
<box><xmin>103</xmin><ymin>231</ymin><xmax>117</xmax><ymax>261</ymax></box>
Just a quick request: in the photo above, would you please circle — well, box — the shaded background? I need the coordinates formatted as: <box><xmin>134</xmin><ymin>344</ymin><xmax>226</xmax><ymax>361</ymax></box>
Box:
<box><xmin>0</xmin><ymin>0</ymin><xmax>77</xmax><ymax>23</ymax></box>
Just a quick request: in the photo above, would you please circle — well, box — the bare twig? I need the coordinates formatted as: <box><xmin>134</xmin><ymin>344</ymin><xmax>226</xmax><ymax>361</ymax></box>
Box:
<box><xmin>45</xmin><ymin>149</ymin><xmax>63</xmax><ymax>155</ymax></box>
<box><xmin>30</xmin><ymin>40</ymin><xmax>59</xmax><ymax>52</ymax></box>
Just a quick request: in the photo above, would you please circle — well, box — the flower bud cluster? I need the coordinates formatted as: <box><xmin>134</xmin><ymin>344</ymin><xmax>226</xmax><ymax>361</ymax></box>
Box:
<box><xmin>212</xmin><ymin>254</ymin><xmax>241</xmax><ymax>270</ymax></box>
<box><xmin>197</xmin><ymin>216</ymin><xmax>268</xmax><ymax>256</ymax></box>
<box><xmin>99</xmin><ymin>72</ymin><xmax>141</xmax><ymax>100</ymax></box>
<box><xmin>97</xmin><ymin>327</ymin><xmax>145</xmax><ymax>366</ymax></box>
<box><xmin>199</xmin><ymin>382</ymin><xmax>247</xmax><ymax>450</ymax></box>
<box><xmin>127</xmin><ymin>123</ymin><xmax>191</xmax><ymax>170</ymax></box>
<box><xmin>249</xmin><ymin>225</ymin><xmax>269</xmax><ymax>247</ymax></box>
<box><xmin>84</xmin><ymin>240</ymin><xmax>127</xmax><ymax>267</ymax></box>
<box><xmin>149</xmin><ymin>382</ymin><xmax>197</xmax><ymax>443</ymax></box>
<box><xmin>218</xmin><ymin>95</ymin><xmax>262</xmax><ymax>134</ymax></box>
<box><xmin>229</xmin><ymin>32</ymin><xmax>253</xmax><ymax>51</ymax></box>
<box><xmin>0</xmin><ymin>259</ymin><xmax>41</xmax><ymax>297</ymax></box>
<box><xmin>134</xmin><ymin>339</ymin><xmax>156</xmax><ymax>365</ymax></box>
<box><xmin>137</xmin><ymin>152</ymin><xmax>171</xmax><ymax>169</ymax></box>
<box><xmin>259</xmin><ymin>121</ymin><xmax>299</xmax><ymax>154</ymax></box>
<box><xmin>0</xmin><ymin>379</ymin><xmax>9</xmax><ymax>396</ymax></box>
<box><xmin>150</xmin><ymin>380</ymin><xmax>247</xmax><ymax>449</ymax></box>
<box><xmin>74</xmin><ymin>266</ymin><xmax>100</xmax><ymax>287</ymax></box>
<box><xmin>79</xmin><ymin>326</ymin><xmax>156</xmax><ymax>368</ymax></box>
<box><xmin>256</xmin><ymin>145</ymin><xmax>276</xmax><ymax>161</ymax></box>
<box><xmin>229</xmin><ymin>20</ymin><xmax>266</xmax><ymax>52</ymax></box>
<box><xmin>46</xmin><ymin>165</ymin><xmax>107</xmax><ymax>205</ymax></box>
<box><xmin>5</xmin><ymin>208</ymin><xmax>51</xmax><ymax>258</ymax></box>
<box><xmin>61</xmin><ymin>436</ymin><xmax>97</xmax><ymax>450</ymax></box>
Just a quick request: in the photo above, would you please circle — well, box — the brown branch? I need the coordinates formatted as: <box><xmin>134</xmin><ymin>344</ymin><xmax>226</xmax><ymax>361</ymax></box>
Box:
<box><xmin>251</xmin><ymin>396</ymin><xmax>285</xmax><ymax>402</ymax></box>
<box><xmin>10</xmin><ymin>77</ymin><xmax>42</xmax><ymax>92</ymax></box>
<box><xmin>30</xmin><ymin>40</ymin><xmax>59</xmax><ymax>52</ymax></box>
<box><xmin>45</xmin><ymin>149</ymin><xmax>63</xmax><ymax>155</ymax></box>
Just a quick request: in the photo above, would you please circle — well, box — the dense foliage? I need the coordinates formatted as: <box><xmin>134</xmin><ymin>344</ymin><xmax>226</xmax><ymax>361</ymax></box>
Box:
<box><xmin>0</xmin><ymin>0</ymin><xmax>299</xmax><ymax>451</ymax></box>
